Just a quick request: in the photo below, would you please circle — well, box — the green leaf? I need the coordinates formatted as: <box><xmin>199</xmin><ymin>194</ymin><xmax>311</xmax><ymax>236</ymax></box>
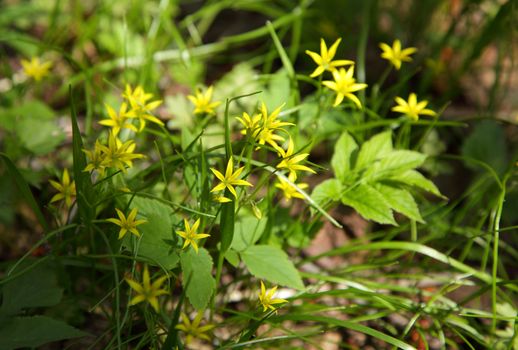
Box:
<box><xmin>388</xmin><ymin>170</ymin><xmax>442</xmax><ymax>197</ymax></box>
<box><xmin>311</xmin><ymin>178</ymin><xmax>342</xmax><ymax>206</ymax></box>
<box><xmin>180</xmin><ymin>247</ymin><xmax>215</xmax><ymax>310</ymax></box>
<box><xmin>375</xmin><ymin>183</ymin><xmax>424</xmax><ymax>223</ymax></box>
<box><xmin>0</xmin><ymin>153</ymin><xmax>48</xmax><ymax>231</ymax></box>
<box><xmin>331</xmin><ymin>131</ymin><xmax>358</xmax><ymax>181</ymax></box>
<box><xmin>341</xmin><ymin>184</ymin><xmax>396</xmax><ymax>225</ymax></box>
<box><xmin>0</xmin><ymin>316</ymin><xmax>87</xmax><ymax>349</ymax></box>
<box><xmin>231</xmin><ymin>211</ymin><xmax>266</xmax><ymax>252</ymax></box>
<box><xmin>364</xmin><ymin>150</ymin><xmax>427</xmax><ymax>181</ymax></box>
<box><xmin>241</xmin><ymin>245</ymin><xmax>304</xmax><ymax>290</ymax></box>
<box><xmin>123</xmin><ymin>196</ymin><xmax>179</xmax><ymax>269</ymax></box>
<box><xmin>16</xmin><ymin>118</ymin><xmax>64</xmax><ymax>155</ymax></box>
<box><xmin>355</xmin><ymin>131</ymin><xmax>393</xmax><ymax>170</ymax></box>
<box><xmin>1</xmin><ymin>262</ymin><xmax>62</xmax><ymax>316</ymax></box>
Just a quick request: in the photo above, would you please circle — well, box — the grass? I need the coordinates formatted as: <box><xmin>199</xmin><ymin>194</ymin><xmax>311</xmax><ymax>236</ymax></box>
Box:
<box><xmin>0</xmin><ymin>0</ymin><xmax>517</xmax><ymax>349</ymax></box>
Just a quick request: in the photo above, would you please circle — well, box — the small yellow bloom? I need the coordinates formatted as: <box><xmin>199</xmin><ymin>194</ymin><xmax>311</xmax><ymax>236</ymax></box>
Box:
<box><xmin>256</xmin><ymin>102</ymin><xmax>293</xmax><ymax>152</ymax></box>
<box><xmin>83</xmin><ymin>139</ymin><xmax>107</xmax><ymax>176</ymax></box>
<box><xmin>187</xmin><ymin>86</ymin><xmax>221</xmax><ymax>115</ymax></box>
<box><xmin>276</xmin><ymin>138</ymin><xmax>316</xmax><ymax>182</ymax></box>
<box><xmin>176</xmin><ymin>218</ymin><xmax>210</xmax><ymax>254</ymax></box>
<box><xmin>258</xmin><ymin>281</ymin><xmax>288</xmax><ymax>312</ymax></box>
<box><xmin>107</xmin><ymin>208</ymin><xmax>147</xmax><ymax>239</ymax></box>
<box><xmin>99</xmin><ymin>103</ymin><xmax>138</xmax><ymax>136</ymax></box>
<box><xmin>322</xmin><ymin>66</ymin><xmax>368</xmax><ymax>108</ymax></box>
<box><xmin>122</xmin><ymin>84</ymin><xmax>163</xmax><ymax>131</ymax></box>
<box><xmin>49</xmin><ymin>169</ymin><xmax>76</xmax><ymax>207</ymax></box>
<box><xmin>275</xmin><ymin>178</ymin><xmax>308</xmax><ymax>201</ymax></box>
<box><xmin>125</xmin><ymin>265</ymin><xmax>168</xmax><ymax>312</ymax></box>
<box><xmin>210</xmin><ymin>157</ymin><xmax>253</xmax><ymax>199</ymax></box>
<box><xmin>175</xmin><ymin>312</ymin><xmax>215</xmax><ymax>345</ymax></box>
<box><xmin>392</xmin><ymin>93</ymin><xmax>437</xmax><ymax>121</ymax></box>
<box><xmin>21</xmin><ymin>57</ymin><xmax>52</xmax><ymax>81</ymax></box>
<box><xmin>379</xmin><ymin>40</ymin><xmax>417</xmax><ymax>70</ymax></box>
<box><xmin>236</xmin><ymin>112</ymin><xmax>261</xmax><ymax>137</ymax></box>
<box><xmin>305</xmin><ymin>38</ymin><xmax>354</xmax><ymax>78</ymax></box>
<box><xmin>98</xmin><ymin>132</ymin><xmax>144</xmax><ymax>173</ymax></box>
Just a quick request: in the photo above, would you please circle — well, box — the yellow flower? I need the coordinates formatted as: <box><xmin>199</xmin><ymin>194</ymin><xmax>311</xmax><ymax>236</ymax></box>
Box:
<box><xmin>275</xmin><ymin>178</ymin><xmax>308</xmax><ymax>201</ymax></box>
<box><xmin>98</xmin><ymin>132</ymin><xmax>144</xmax><ymax>173</ymax></box>
<box><xmin>107</xmin><ymin>208</ymin><xmax>147</xmax><ymax>239</ymax></box>
<box><xmin>210</xmin><ymin>157</ymin><xmax>253</xmax><ymax>200</ymax></box>
<box><xmin>322</xmin><ymin>66</ymin><xmax>368</xmax><ymax>108</ymax></box>
<box><xmin>379</xmin><ymin>40</ymin><xmax>417</xmax><ymax>70</ymax></box>
<box><xmin>258</xmin><ymin>281</ymin><xmax>288</xmax><ymax>312</ymax></box>
<box><xmin>176</xmin><ymin>218</ymin><xmax>210</xmax><ymax>254</ymax></box>
<box><xmin>276</xmin><ymin>137</ymin><xmax>316</xmax><ymax>182</ymax></box>
<box><xmin>256</xmin><ymin>102</ymin><xmax>293</xmax><ymax>151</ymax></box>
<box><xmin>83</xmin><ymin>139</ymin><xmax>107</xmax><ymax>176</ymax></box>
<box><xmin>187</xmin><ymin>86</ymin><xmax>221</xmax><ymax>115</ymax></box>
<box><xmin>99</xmin><ymin>103</ymin><xmax>138</xmax><ymax>136</ymax></box>
<box><xmin>305</xmin><ymin>38</ymin><xmax>354</xmax><ymax>78</ymax></box>
<box><xmin>125</xmin><ymin>265</ymin><xmax>168</xmax><ymax>312</ymax></box>
<box><xmin>392</xmin><ymin>93</ymin><xmax>437</xmax><ymax>121</ymax></box>
<box><xmin>21</xmin><ymin>57</ymin><xmax>52</xmax><ymax>81</ymax></box>
<box><xmin>49</xmin><ymin>169</ymin><xmax>76</xmax><ymax>207</ymax></box>
<box><xmin>175</xmin><ymin>312</ymin><xmax>215</xmax><ymax>345</ymax></box>
<box><xmin>236</xmin><ymin>112</ymin><xmax>261</xmax><ymax>137</ymax></box>
<box><xmin>122</xmin><ymin>84</ymin><xmax>163</xmax><ymax>131</ymax></box>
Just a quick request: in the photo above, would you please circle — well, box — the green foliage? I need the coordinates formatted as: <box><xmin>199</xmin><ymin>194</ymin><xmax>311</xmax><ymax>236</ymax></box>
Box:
<box><xmin>180</xmin><ymin>247</ymin><xmax>215</xmax><ymax>310</ymax></box>
<box><xmin>313</xmin><ymin>130</ymin><xmax>440</xmax><ymax>225</ymax></box>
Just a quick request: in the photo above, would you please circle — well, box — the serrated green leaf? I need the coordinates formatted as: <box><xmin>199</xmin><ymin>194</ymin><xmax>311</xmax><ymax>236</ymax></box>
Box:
<box><xmin>231</xmin><ymin>211</ymin><xmax>266</xmax><ymax>252</ymax></box>
<box><xmin>0</xmin><ymin>316</ymin><xmax>87</xmax><ymax>349</ymax></box>
<box><xmin>375</xmin><ymin>183</ymin><xmax>424</xmax><ymax>222</ymax></box>
<box><xmin>364</xmin><ymin>150</ymin><xmax>427</xmax><ymax>181</ymax></box>
<box><xmin>311</xmin><ymin>179</ymin><xmax>342</xmax><ymax>206</ymax></box>
<box><xmin>123</xmin><ymin>196</ymin><xmax>179</xmax><ymax>269</ymax></box>
<box><xmin>355</xmin><ymin>131</ymin><xmax>393</xmax><ymax>170</ymax></box>
<box><xmin>341</xmin><ymin>184</ymin><xmax>396</xmax><ymax>225</ymax></box>
<box><xmin>241</xmin><ymin>245</ymin><xmax>304</xmax><ymax>290</ymax></box>
<box><xmin>388</xmin><ymin>170</ymin><xmax>442</xmax><ymax>197</ymax></box>
<box><xmin>180</xmin><ymin>247</ymin><xmax>215</xmax><ymax>310</ymax></box>
<box><xmin>331</xmin><ymin>131</ymin><xmax>358</xmax><ymax>181</ymax></box>
<box><xmin>1</xmin><ymin>262</ymin><xmax>62</xmax><ymax>316</ymax></box>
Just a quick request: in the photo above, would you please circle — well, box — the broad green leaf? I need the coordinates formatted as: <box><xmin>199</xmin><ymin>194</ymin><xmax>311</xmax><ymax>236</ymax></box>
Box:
<box><xmin>180</xmin><ymin>247</ymin><xmax>215</xmax><ymax>310</ymax></box>
<box><xmin>16</xmin><ymin>118</ymin><xmax>64</xmax><ymax>155</ymax></box>
<box><xmin>355</xmin><ymin>131</ymin><xmax>393</xmax><ymax>170</ymax></box>
<box><xmin>364</xmin><ymin>150</ymin><xmax>427</xmax><ymax>181</ymax></box>
<box><xmin>341</xmin><ymin>184</ymin><xmax>396</xmax><ymax>225</ymax></box>
<box><xmin>124</xmin><ymin>196</ymin><xmax>179</xmax><ymax>269</ymax></box>
<box><xmin>225</xmin><ymin>249</ymin><xmax>240</xmax><ymax>267</ymax></box>
<box><xmin>241</xmin><ymin>245</ymin><xmax>304</xmax><ymax>290</ymax></box>
<box><xmin>311</xmin><ymin>178</ymin><xmax>342</xmax><ymax>206</ymax></box>
<box><xmin>0</xmin><ymin>316</ymin><xmax>87</xmax><ymax>349</ymax></box>
<box><xmin>231</xmin><ymin>211</ymin><xmax>266</xmax><ymax>252</ymax></box>
<box><xmin>375</xmin><ymin>183</ymin><xmax>424</xmax><ymax>222</ymax></box>
<box><xmin>331</xmin><ymin>131</ymin><xmax>358</xmax><ymax>181</ymax></box>
<box><xmin>1</xmin><ymin>262</ymin><xmax>62</xmax><ymax>316</ymax></box>
<box><xmin>388</xmin><ymin>170</ymin><xmax>442</xmax><ymax>197</ymax></box>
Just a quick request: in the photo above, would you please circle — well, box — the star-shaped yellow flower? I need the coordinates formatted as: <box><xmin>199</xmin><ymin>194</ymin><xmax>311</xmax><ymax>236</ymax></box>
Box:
<box><xmin>322</xmin><ymin>66</ymin><xmax>368</xmax><ymax>108</ymax></box>
<box><xmin>107</xmin><ymin>208</ymin><xmax>147</xmax><ymax>239</ymax></box>
<box><xmin>236</xmin><ymin>111</ymin><xmax>261</xmax><ymax>137</ymax></box>
<box><xmin>99</xmin><ymin>103</ymin><xmax>138</xmax><ymax>136</ymax></box>
<box><xmin>175</xmin><ymin>312</ymin><xmax>215</xmax><ymax>345</ymax></box>
<box><xmin>276</xmin><ymin>137</ymin><xmax>315</xmax><ymax>182</ymax></box>
<box><xmin>210</xmin><ymin>157</ymin><xmax>253</xmax><ymax>201</ymax></box>
<box><xmin>83</xmin><ymin>139</ymin><xmax>107</xmax><ymax>176</ymax></box>
<box><xmin>125</xmin><ymin>265</ymin><xmax>168</xmax><ymax>312</ymax></box>
<box><xmin>275</xmin><ymin>178</ymin><xmax>308</xmax><ymax>201</ymax></box>
<box><xmin>187</xmin><ymin>86</ymin><xmax>221</xmax><ymax>115</ymax></box>
<box><xmin>122</xmin><ymin>84</ymin><xmax>163</xmax><ymax>131</ymax></box>
<box><xmin>258</xmin><ymin>281</ymin><xmax>288</xmax><ymax>313</ymax></box>
<box><xmin>379</xmin><ymin>40</ymin><xmax>417</xmax><ymax>70</ymax></box>
<box><xmin>392</xmin><ymin>93</ymin><xmax>437</xmax><ymax>121</ymax></box>
<box><xmin>21</xmin><ymin>57</ymin><xmax>52</xmax><ymax>81</ymax></box>
<box><xmin>305</xmin><ymin>38</ymin><xmax>354</xmax><ymax>78</ymax></box>
<box><xmin>255</xmin><ymin>102</ymin><xmax>293</xmax><ymax>152</ymax></box>
<box><xmin>98</xmin><ymin>132</ymin><xmax>144</xmax><ymax>173</ymax></box>
<box><xmin>176</xmin><ymin>218</ymin><xmax>210</xmax><ymax>254</ymax></box>
<box><xmin>49</xmin><ymin>169</ymin><xmax>76</xmax><ymax>207</ymax></box>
